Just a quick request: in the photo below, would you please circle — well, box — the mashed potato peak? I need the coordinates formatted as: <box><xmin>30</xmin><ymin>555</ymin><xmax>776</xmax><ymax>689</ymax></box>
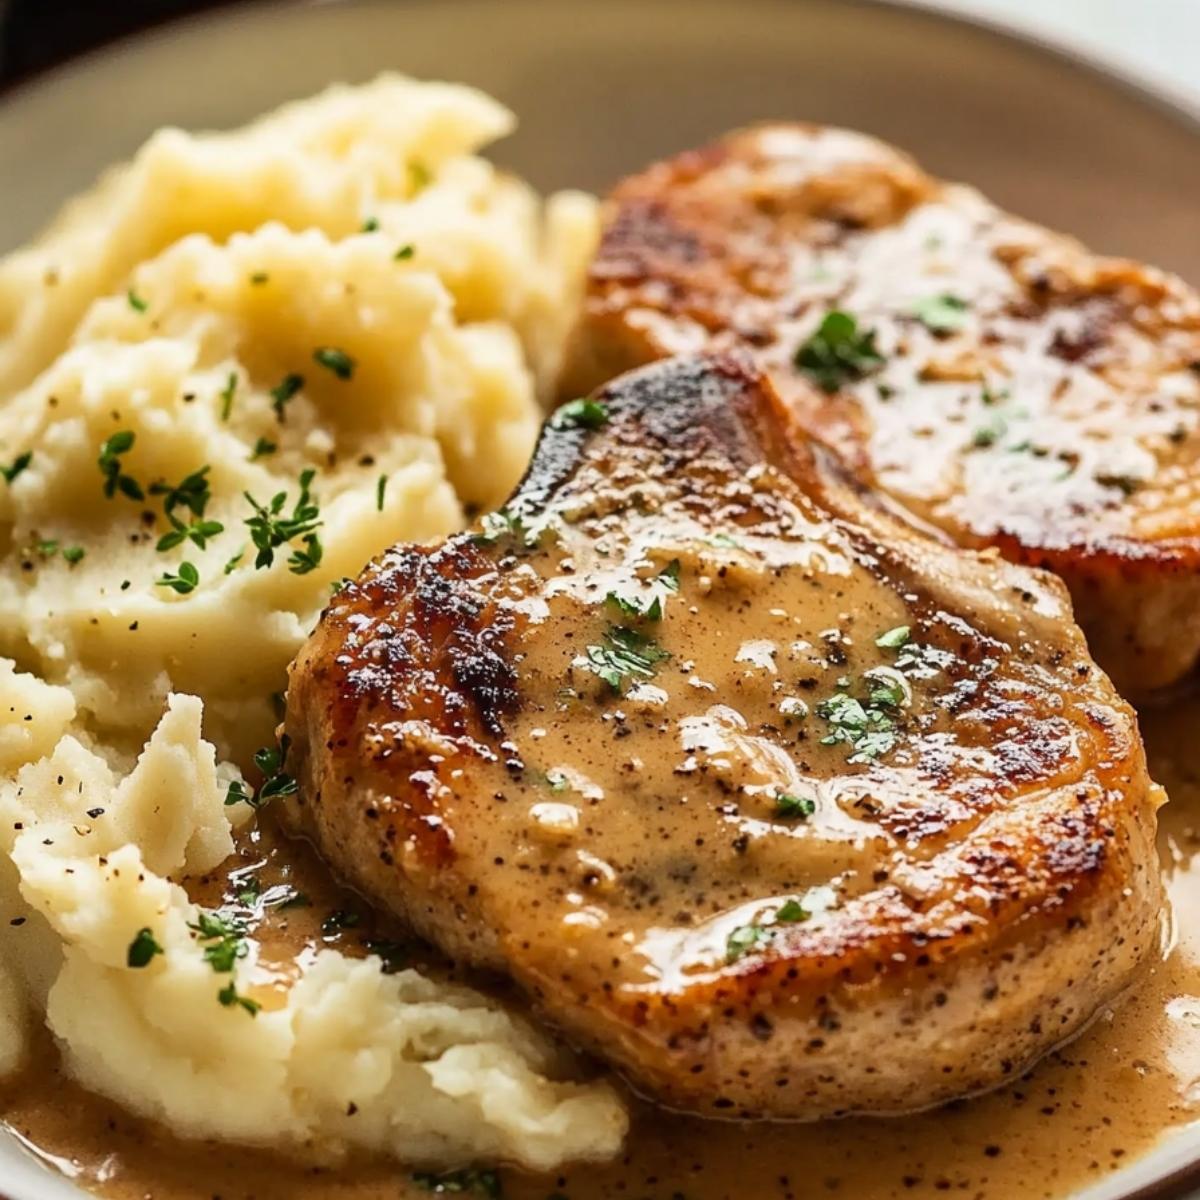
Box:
<box><xmin>0</xmin><ymin>77</ymin><xmax>622</xmax><ymax>1172</ymax></box>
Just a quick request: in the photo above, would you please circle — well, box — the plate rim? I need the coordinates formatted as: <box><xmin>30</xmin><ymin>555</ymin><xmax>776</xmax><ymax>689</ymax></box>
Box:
<box><xmin>0</xmin><ymin>3</ymin><xmax>1197</xmax><ymax>1200</ymax></box>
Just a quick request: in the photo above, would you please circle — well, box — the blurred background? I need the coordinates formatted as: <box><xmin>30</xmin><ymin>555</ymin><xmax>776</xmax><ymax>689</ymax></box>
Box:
<box><xmin>1</xmin><ymin>0</ymin><xmax>1197</xmax><ymax>279</ymax></box>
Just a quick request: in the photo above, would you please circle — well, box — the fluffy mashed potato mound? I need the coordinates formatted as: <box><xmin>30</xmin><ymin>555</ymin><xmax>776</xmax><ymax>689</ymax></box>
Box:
<box><xmin>0</xmin><ymin>78</ymin><xmax>625</xmax><ymax>1171</ymax></box>
<box><xmin>0</xmin><ymin>74</ymin><xmax>597</xmax><ymax>762</ymax></box>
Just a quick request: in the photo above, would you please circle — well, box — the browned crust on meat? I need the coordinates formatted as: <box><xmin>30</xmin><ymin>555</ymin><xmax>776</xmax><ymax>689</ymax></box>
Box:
<box><xmin>562</xmin><ymin>123</ymin><xmax>1200</xmax><ymax>693</ymax></box>
<box><xmin>285</xmin><ymin>355</ymin><xmax>1163</xmax><ymax>1118</ymax></box>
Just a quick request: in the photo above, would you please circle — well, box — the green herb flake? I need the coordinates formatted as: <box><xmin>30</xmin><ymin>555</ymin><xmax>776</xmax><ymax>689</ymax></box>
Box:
<box><xmin>605</xmin><ymin>591</ymin><xmax>663</xmax><ymax>622</ymax></box>
<box><xmin>250</xmin><ymin>437</ymin><xmax>277</xmax><ymax>462</ymax></box>
<box><xmin>219</xmin><ymin>372</ymin><xmax>238</xmax><ymax>421</ymax></box>
<box><xmin>361</xmin><ymin>217</ymin><xmax>380</xmax><ymax>233</ymax></box>
<box><xmin>774</xmin><ymin>793</ymin><xmax>816</xmax><ymax>820</ymax></box>
<box><xmin>583</xmin><ymin>625</ymin><xmax>670</xmax><ymax>692</ymax></box>
<box><xmin>875</xmin><ymin>625</ymin><xmax>911</xmax><ymax>649</ymax></box>
<box><xmin>376</xmin><ymin>474</ymin><xmax>388</xmax><ymax>512</ymax></box>
<box><xmin>270</xmin><ymin>373</ymin><xmax>305</xmax><ymax>421</ymax></box>
<box><xmin>816</xmin><ymin>691</ymin><xmax>899</xmax><ymax>765</ymax></box>
<box><xmin>217</xmin><ymin>980</ymin><xmax>261</xmax><ymax>1016</ymax></box>
<box><xmin>726</xmin><ymin>923</ymin><xmax>773</xmax><ymax>962</ymax></box>
<box><xmin>126</xmin><ymin>927</ymin><xmax>163</xmax><ymax>968</ymax></box>
<box><xmin>912</xmin><ymin>293</ymin><xmax>969</xmax><ymax>334</ymax></box>
<box><xmin>149</xmin><ymin>466</ymin><xmax>212</xmax><ymax>518</ymax></box>
<box><xmin>1</xmin><ymin>451</ymin><xmax>32</xmax><ymax>484</ymax></box>
<box><xmin>552</xmin><ymin>399</ymin><xmax>609</xmax><ymax>431</ymax></box>
<box><xmin>243</xmin><ymin>469</ymin><xmax>322</xmax><ymax>572</ymax></box>
<box><xmin>395</xmin><ymin>244</ymin><xmax>416</xmax><ymax>261</ymax></box>
<box><xmin>223</xmin><ymin>547</ymin><xmax>246</xmax><ymax>575</ymax></box>
<box><xmin>127</xmin><ymin>289</ymin><xmax>149</xmax><ymax>314</ymax></box>
<box><xmin>98</xmin><ymin>430</ymin><xmax>144</xmax><ymax>501</ymax></box>
<box><xmin>313</xmin><ymin>347</ymin><xmax>356</xmax><ymax>381</ymax></box>
<box><xmin>254</xmin><ymin>735</ymin><xmax>299</xmax><ymax>802</ymax></box>
<box><xmin>774</xmin><ymin>898</ymin><xmax>811</xmax><ymax>924</ymax></box>
<box><xmin>156</xmin><ymin>561</ymin><xmax>200</xmax><ymax>595</ymax></box>
<box><xmin>249</xmin><ymin>272</ymin><xmax>270</xmax><ymax>286</ymax></box>
<box><xmin>658</xmin><ymin>559</ymin><xmax>682</xmax><ymax>591</ymax></box>
<box><xmin>224</xmin><ymin>779</ymin><xmax>255</xmax><ymax>809</ymax></box>
<box><xmin>189</xmin><ymin>911</ymin><xmax>248</xmax><ymax>973</ymax></box>
<box><xmin>794</xmin><ymin>310</ymin><xmax>884</xmax><ymax>393</ymax></box>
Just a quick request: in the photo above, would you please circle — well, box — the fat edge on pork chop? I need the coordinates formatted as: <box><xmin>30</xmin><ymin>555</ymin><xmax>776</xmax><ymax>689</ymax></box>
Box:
<box><xmin>562</xmin><ymin>123</ymin><xmax>1200</xmax><ymax>696</ymax></box>
<box><xmin>282</xmin><ymin>354</ymin><xmax>1164</xmax><ymax>1120</ymax></box>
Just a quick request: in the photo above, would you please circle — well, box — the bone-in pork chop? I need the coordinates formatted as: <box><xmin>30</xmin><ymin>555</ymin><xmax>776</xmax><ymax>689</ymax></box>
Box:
<box><xmin>561</xmin><ymin>124</ymin><xmax>1200</xmax><ymax>694</ymax></box>
<box><xmin>283</xmin><ymin>355</ymin><xmax>1163</xmax><ymax>1119</ymax></box>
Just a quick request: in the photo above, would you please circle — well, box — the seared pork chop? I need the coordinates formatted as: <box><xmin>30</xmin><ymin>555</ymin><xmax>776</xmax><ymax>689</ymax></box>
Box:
<box><xmin>562</xmin><ymin>124</ymin><xmax>1200</xmax><ymax>695</ymax></box>
<box><xmin>284</xmin><ymin>355</ymin><xmax>1164</xmax><ymax>1119</ymax></box>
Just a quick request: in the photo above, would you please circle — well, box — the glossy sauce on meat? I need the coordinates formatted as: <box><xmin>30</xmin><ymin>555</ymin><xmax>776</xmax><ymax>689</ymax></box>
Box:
<box><xmin>563</xmin><ymin>124</ymin><xmax>1200</xmax><ymax>694</ymax></box>
<box><xmin>1</xmin><ymin>694</ymin><xmax>1199</xmax><ymax>1200</ymax></box>
<box><xmin>282</xmin><ymin>356</ymin><xmax>1161</xmax><ymax>1118</ymax></box>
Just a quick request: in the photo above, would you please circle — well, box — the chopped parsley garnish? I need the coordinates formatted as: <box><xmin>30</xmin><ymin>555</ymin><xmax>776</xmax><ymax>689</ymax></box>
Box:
<box><xmin>774</xmin><ymin>898</ymin><xmax>810</xmax><ymax>923</ymax></box>
<box><xmin>658</xmin><ymin>559</ymin><xmax>681</xmax><ymax>591</ymax></box>
<box><xmin>313</xmin><ymin>347</ymin><xmax>356</xmax><ymax>381</ymax></box>
<box><xmin>288</xmin><ymin>532</ymin><xmax>323</xmax><ymax>574</ymax></box>
<box><xmin>361</xmin><ymin>217</ymin><xmax>380</xmax><ymax>233</ymax></box>
<box><xmin>270</xmin><ymin>373</ymin><xmax>304</xmax><ymax>421</ymax></box>
<box><xmin>217</xmin><ymin>980</ymin><xmax>260</xmax><ymax>1017</ymax></box>
<box><xmin>250</xmin><ymin>437</ymin><xmax>277</xmax><ymax>461</ymax></box>
<box><xmin>911</xmin><ymin>293</ymin><xmax>968</xmax><ymax>333</ymax></box>
<box><xmin>376</xmin><ymin>474</ymin><xmax>388</xmax><ymax>512</ymax></box>
<box><xmin>774</xmin><ymin>793</ymin><xmax>816</xmax><ymax>819</ymax></box>
<box><xmin>583</xmin><ymin>625</ymin><xmax>670</xmax><ymax>692</ymax></box>
<box><xmin>58</xmin><ymin>545</ymin><xmax>86</xmax><ymax>565</ymax></box>
<box><xmin>126</xmin><ymin>927</ymin><xmax>163</xmax><ymax>968</ymax></box>
<box><xmin>395</xmin><ymin>244</ymin><xmax>415</xmax><ymax>261</ymax></box>
<box><xmin>98</xmin><ymin>430</ymin><xmax>144</xmax><ymax>500</ymax></box>
<box><xmin>219</xmin><ymin>372</ymin><xmax>238</xmax><ymax>421</ymax></box>
<box><xmin>411</xmin><ymin>1168</ymin><xmax>502</xmax><ymax>1197</ymax></box>
<box><xmin>224</xmin><ymin>779</ymin><xmax>255</xmax><ymax>809</ymax></box>
<box><xmin>1</xmin><ymin>451</ymin><xmax>31</xmax><ymax>484</ymax></box>
<box><xmin>150</xmin><ymin>466</ymin><xmax>212</xmax><ymax>518</ymax></box>
<box><xmin>726</xmin><ymin>890</ymin><xmax>835</xmax><ymax>961</ymax></box>
<box><xmin>250</xmin><ymin>272</ymin><xmax>270</xmax><ymax>285</ymax></box>
<box><xmin>817</xmin><ymin>690</ymin><xmax>898</xmax><ymax>764</ymax></box>
<box><xmin>156</xmin><ymin>516</ymin><xmax>223</xmax><ymax>552</ymax></box>
<box><xmin>223</xmin><ymin>547</ymin><xmax>246</xmax><ymax>575</ymax></box>
<box><xmin>794</xmin><ymin>310</ymin><xmax>884</xmax><ymax>393</ymax></box>
<box><xmin>726</xmin><ymin>923</ymin><xmax>774</xmax><ymax>962</ymax></box>
<box><xmin>605</xmin><ymin>591</ymin><xmax>663</xmax><ymax>622</ymax></box>
<box><xmin>254</xmin><ymin>735</ymin><xmax>299</xmax><ymax>802</ymax></box>
<box><xmin>156</xmin><ymin>561</ymin><xmax>200</xmax><ymax>595</ymax></box>
<box><xmin>243</xmin><ymin>469</ymin><xmax>322</xmax><ymax>572</ymax></box>
<box><xmin>874</xmin><ymin>625</ymin><xmax>910</xmax><ymax>649</ymax></box>
<box><xmin>189</xmin><ymin>911</ymin><xmax>248</xmax><ymax>973</ymax></box>
<box><xmin>127</xmin><ymin>289</ymin><xmax>149</xmax><ymax>313</ymax></box>
<box><xmin>552</xmin><ymin>399</ymin><xmax>609</xmax><ymax>431</ymax></box>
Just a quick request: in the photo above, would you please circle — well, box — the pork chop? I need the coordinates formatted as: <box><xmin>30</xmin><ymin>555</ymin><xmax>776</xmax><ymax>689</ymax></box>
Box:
<box><xmin>561</xmin><ymin>124</ymin><xmax>1200</xmax><ymax>695</ymax></box>
<box><xmin>283</xmin><ymin>354</ymin><xmax>1164</xmax><ymax>1119</ymax></box>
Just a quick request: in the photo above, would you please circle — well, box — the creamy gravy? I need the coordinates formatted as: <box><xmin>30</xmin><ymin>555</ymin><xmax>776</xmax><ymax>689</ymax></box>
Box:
<box><xmin>3</xmin><ymin>696</ymin><xmax>1200</xmax><ymax>1200</ymax></box>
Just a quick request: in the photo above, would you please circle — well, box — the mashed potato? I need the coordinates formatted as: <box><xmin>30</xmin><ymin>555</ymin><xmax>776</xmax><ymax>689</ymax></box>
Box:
<box><xmin>0</xmin><ymin>77</ymin><xmax>624</xmax><ymax>1171</ymax></box>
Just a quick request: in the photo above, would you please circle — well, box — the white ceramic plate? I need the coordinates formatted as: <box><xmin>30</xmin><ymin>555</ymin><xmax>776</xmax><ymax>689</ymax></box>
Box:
<box><xmin>1</xmin><ymin>2</ymin><xmax>1199</xmax><ymax>1197</ymax></box>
